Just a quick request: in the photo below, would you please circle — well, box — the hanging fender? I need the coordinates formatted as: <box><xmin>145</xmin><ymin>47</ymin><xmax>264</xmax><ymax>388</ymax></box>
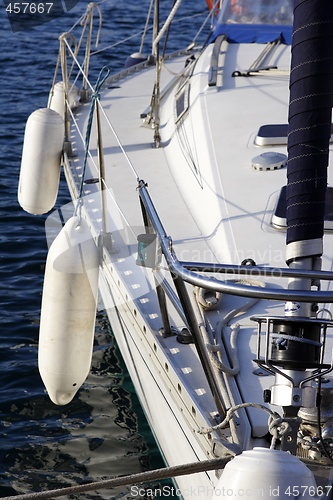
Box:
<box><xmin>18</xmin><ymin>107</ymin><xmax>64</xmax><ymax>215</ymax></box>
<box><xmin>48</xmin><ymin>81</ymin><xmax>79</xmax><ymax>120</ymax></box>
<box><xmin>38</xmin><ymin>215</ymin><xmax>99</xmax><ymax>405</ymax></box>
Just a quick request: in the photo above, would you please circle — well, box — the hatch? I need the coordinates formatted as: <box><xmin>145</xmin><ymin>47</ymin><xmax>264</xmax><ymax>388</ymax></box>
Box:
<box><xmin>272</xmin><ymin>186</ymin><xmax>333</xmax><ymax>230</ymax></box>
<box><xmin>256</xmin><ymin>123</ymin><xmax>333</xmax><ymax>146</ymax></box>
<box><xmin>255</xmin><ymin>124</ymin><xmax>288</xmax><ymax>146</ymax></box>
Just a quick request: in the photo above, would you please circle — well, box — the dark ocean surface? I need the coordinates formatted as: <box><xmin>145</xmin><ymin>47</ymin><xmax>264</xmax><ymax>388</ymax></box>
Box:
<box><xmin>0</xmin><ymin>1</ymin><xmax>208</xmax><ymax>498</ymax></box>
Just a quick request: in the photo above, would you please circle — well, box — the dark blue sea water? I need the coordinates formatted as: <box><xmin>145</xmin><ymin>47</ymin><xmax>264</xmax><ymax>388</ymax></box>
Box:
<box><xmin>0</xmin><ymin>1</ymin><xmax>208</xmax><ymax>498</ymax></box>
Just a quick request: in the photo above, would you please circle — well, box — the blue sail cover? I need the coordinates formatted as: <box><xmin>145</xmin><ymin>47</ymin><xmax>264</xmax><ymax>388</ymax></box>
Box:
<box><xmin>210</xmin><ymin>23</ymin><xmax>292</xmax><ymax>44</ymax></box>
<box><xmin>286</xmin><ymin>0</ymin><xmax>333</xmax><ymax>259</ymax></box>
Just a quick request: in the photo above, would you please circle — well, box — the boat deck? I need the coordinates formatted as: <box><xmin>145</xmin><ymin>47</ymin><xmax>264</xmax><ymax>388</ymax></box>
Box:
<box><xmin>63</xmin><ymin>38</ymin><xmax>333</xmax><ymax>479</ymax></box>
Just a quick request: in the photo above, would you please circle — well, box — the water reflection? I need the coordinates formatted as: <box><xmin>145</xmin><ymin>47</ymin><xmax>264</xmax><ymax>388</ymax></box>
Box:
<box><xmin>0</xmin><ymin>312</ymin><xmax>162</xmax><ymax>499</ymax></box>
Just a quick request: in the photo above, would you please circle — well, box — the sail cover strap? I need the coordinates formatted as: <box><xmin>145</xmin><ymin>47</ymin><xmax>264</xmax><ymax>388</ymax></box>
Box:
<box><xmin>286</xmin><ymin>0</ymin><xmax>333</xmax><ymax>264</ymax></box>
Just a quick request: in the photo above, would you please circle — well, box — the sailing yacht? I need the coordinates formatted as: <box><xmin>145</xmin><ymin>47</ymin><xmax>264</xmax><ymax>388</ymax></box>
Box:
<box><xmin>18</xmin><ymin>0</ymin><xmax>333</xmax><ymax>497</ymax></box>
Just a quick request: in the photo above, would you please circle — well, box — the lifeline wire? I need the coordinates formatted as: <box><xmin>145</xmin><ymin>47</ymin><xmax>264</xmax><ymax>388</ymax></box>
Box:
<box><xmin>140</xmin><ymin>0</ymin><xmax>154</xmax><ymax>54</ymax></box>
<box><xmin>73</xmin><ymin>66</ymin><xmax>110</xmax><ymax>218</ymax></box>
<box><xmin>63</xmin><ymin>36</ymin><xmax>95</xmax><ymax>93</ymax></box>
<box><xmin>90</xmin><ymin>12</ymin><xmax>206</xmax><ymax>56</ymax></box>
<box><xmin>65</xmin><ymin>91</ymin><xmax>139</xmax><ymax>240</ymax></box>
<box><xmin>98</xmin><ymin>101</ymin><xmax>140</xmax><ymax>181</ymax></box>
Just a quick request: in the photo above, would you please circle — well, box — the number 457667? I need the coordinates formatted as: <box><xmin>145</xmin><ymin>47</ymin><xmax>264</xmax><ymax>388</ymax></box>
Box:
<box><xmin>284</xmin><ymin>485</ymin><xmax>332</xmax><ymax>497</ymax></box>
<box><xmin>6</xmin><ymin>3</ymin><xmax>53</xmax><ymax>14</ymax></box>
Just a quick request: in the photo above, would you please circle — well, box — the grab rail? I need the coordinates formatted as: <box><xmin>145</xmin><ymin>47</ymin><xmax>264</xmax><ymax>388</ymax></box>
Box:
<box><xmin>137</xmin><ymin>181</ymin><xmax>333</xmax><ymax>303</ymax></box>
<box><xmin>208</xmin><ymin>34</ymin><xmax>226</xmax><ymax>86</ymax></box>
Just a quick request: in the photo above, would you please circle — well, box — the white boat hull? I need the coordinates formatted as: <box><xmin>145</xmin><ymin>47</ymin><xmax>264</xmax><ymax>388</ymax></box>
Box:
<box><xmin>98</xmin><ymin>270</ymin><xmax>218</xmax><ymax>497</ymax></box>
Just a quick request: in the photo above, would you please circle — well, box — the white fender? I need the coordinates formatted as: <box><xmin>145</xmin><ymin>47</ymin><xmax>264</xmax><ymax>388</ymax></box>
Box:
<box><xmin>38</xmin><ymin>216</ymin><xmax>99</xmax><ymax>405</ymax></box>
<box><xmin>48</xmin><ymin>81</ymin><xmax>79</xmax><ymax>119</ymax></box>
<box><xmin>213</xmin><ymin>448</ymin><xmax>317</xmax><ymax>500</ymax></box>
<box><xmin>18</xmin><ymin>108</ymin><xmax>64</xmax><ymax>215</ymax></box>
<box><xmin>124</xmin><ymin>52</ymin><xmax>147</xmax><ymax>68</ymax></box>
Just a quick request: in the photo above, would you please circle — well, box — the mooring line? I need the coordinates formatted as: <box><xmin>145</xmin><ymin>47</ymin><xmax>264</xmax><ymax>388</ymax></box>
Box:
<box><xmin>2</xmin><ymin>457</ymin><xmax>230</xmax><ymax>500</ymax></box>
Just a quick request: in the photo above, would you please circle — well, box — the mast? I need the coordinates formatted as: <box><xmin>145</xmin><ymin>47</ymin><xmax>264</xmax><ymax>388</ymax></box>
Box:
<box><xmin>263</xmin><ymin>0</ymin><xmax>333</xmax><ymax>453</ymax></box>
<box><xmin>286</xmin><ymin>0</ymin><xmax>333</xmax><ymax>295</ymax></box>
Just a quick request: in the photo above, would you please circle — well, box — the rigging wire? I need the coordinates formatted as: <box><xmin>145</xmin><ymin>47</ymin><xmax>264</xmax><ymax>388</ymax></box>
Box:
<box><xmin>192</xmin><ymin>0</ymin><xmax>217</xmax><ymax>42</ymax></box>
<box><xmin>98</xmin><ymin>103</ymin><xmax>140</xmax><ymax>181</ymax></box>
<box><xmin>90</xmin><ymin>12</ymin><xmax>207</xmax><ymax>57</ymax></box>
<box><xmin>73</xmin><ymin>66</ymin><xmax>110</xmax><ymax>219</ymax></box>
<box><xmin>66</xmin><ymin>96</ymin><xmax>140</xmax><ymax>240</ymax></box>
<box><xmin>140</xmin><ymin>0</ymin><xmax>154</xmax><ymax>54</ymax></box>
<box><xmin>66</xmin><ymin>100</ymin><xmax>138</xmax><ymax>238</ymax></box>
<box><xmin>63</xmin><ymin>36</ymin><xmax>95</xmax><ymax>92</ymax></box>
<box><xmin>91</xmin><ymin>29</ymin><xmax>152</xmax><ymax>56</ymax></box>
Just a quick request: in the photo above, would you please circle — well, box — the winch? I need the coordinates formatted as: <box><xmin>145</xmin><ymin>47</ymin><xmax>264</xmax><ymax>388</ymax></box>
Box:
<box><xmin>252</xmin><ymin>316</ymin><xmax>333</xmax><ymax>408</ymax></box>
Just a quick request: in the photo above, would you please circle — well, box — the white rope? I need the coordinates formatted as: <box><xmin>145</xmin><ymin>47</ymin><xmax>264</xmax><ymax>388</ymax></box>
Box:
<box><xmin>209</xmin><ymin>323</ymin><xmax>241</xmax><ymax>375</ymax></box>
<box><xmin>199</xmin><ymin>279</ymin><xmax>265</xmax><ymax>376</ymax></box>
<box><xmin>153</xmin><ymin>0</ymin><xmax>183</xmax><ymax>53</ymax></box>
<box><xmin>198</xmin><ymin>402</ymin><xmax>295</xmax><ymax>450</ymax></box>
<box><xmin>60</xmin><ymin>0</ymin><xmax>208</xmax><ymax>215</ymax></box>
<box><xmin>67</xmin><ymin>1</ymin><xmax>102</xmax><ymax>83</ymax></box>
<box><xmin>80</xmin><ymin>2</ymin><xmax>103</xmax><ymax>48</ymax></box>
<box><xmin>47</xmin><ymin>52</ymin><xmax>61</xmax><ymax>109</ymax></box>
<box><xmin>161</xmin><ymin>56</ymin><xmax>196</xmax><ymax>76</ymax></box>
<box><xmin>59</xmin><ymin>32</ymin><xmax>77</xmax><ymax>85</ymax></box>
<box><xmin>199</xmin><ymin>402</ymin><xmax>279</xmax><ymax>434</ymax></box>
<box><xmin>68</xmin><ymin>30</ymin><xmax>85</xmax><ymax>82</ymax></box>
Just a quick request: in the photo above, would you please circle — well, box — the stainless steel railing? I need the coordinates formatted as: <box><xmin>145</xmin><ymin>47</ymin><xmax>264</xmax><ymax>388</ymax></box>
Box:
<box><xmin>138</xmin><ymin>180</ymin><xmax>333</xmax><ymax>303</ymax></box>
